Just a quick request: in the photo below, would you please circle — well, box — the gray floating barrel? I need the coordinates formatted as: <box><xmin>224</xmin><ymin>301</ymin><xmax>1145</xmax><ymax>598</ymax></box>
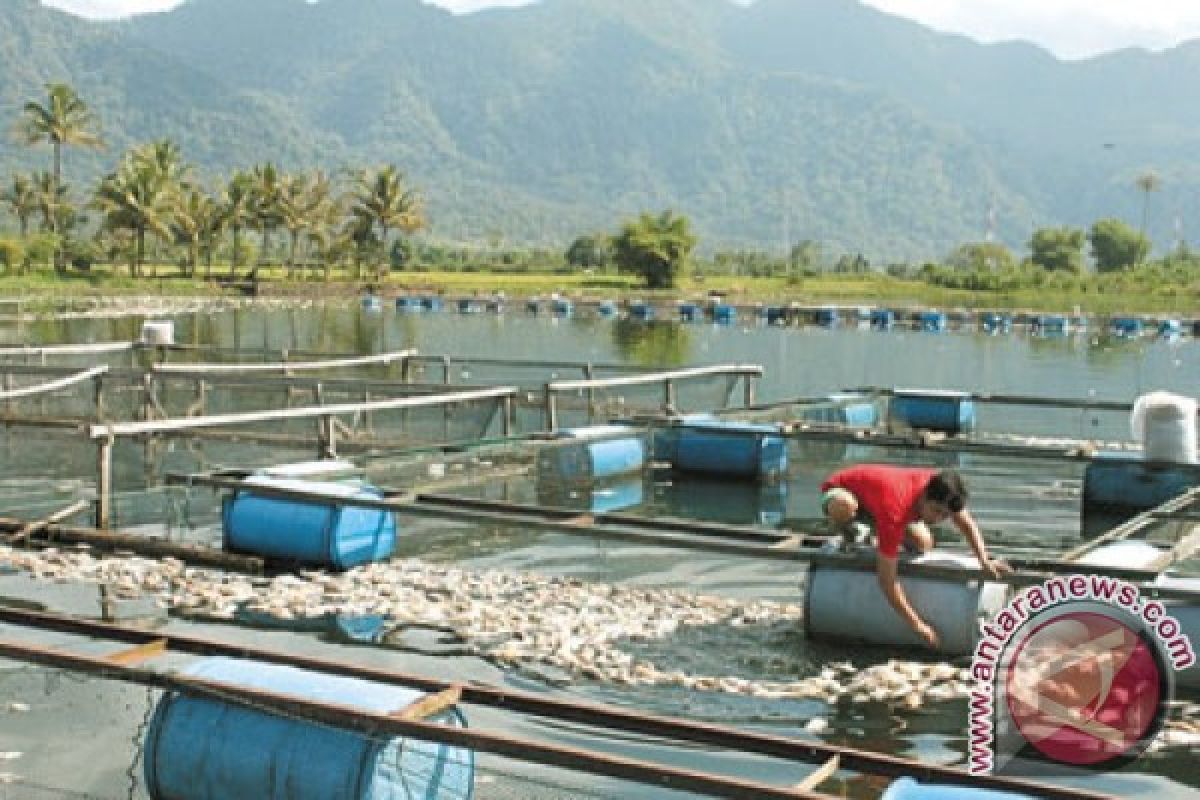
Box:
<box><xmin>143</xmin><ymin>657</ymin><xmax>474</xmax><ymax>800</ymax></box>
<box><xmin>655</xmin><ymin>419</ymin><xmax>787</xmax><ymax>481</ymax></box>
<box><xmin>223</xmin><ymin>476</ymin><xmax>396</xmax><ymax>570</ymax></box>
<box><xmin>804</xmin><ymin>553</ymin><xmax>1008</xmax><ymax>656</ymax></box>
<box><xmin>889</xmin><ymin>389</ymin><xmax>976</xmax><ymax>434</ymax></box>
<box><xmin>1079</xmin><ymin>541</ymin><xmax>1200</xmax><ymax>690</ymax></box>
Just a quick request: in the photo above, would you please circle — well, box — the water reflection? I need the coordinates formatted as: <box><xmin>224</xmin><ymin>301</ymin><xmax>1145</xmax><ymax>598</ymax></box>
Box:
<box><xmin>612</xmin><ymin>320</ymin><xmax>692</xmax><ymax>367</ymax></box>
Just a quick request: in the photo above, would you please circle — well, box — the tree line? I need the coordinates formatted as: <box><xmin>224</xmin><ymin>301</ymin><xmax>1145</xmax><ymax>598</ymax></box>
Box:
<box><xmin>1</xmin><ymin>83</ymin><xmax>1190</xmax><ymax>294</ymax></box>
<box><xmin>1</xmin><ymin>83</ymin><xmax>425</xmax><ymax>280</ymax></box>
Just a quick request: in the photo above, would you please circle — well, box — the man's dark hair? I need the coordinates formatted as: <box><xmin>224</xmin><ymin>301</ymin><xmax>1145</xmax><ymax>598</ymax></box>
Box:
<box><xmin>924</xmin><ymin>469</ymin><xmax>967</xmax><ymax>513</ymax></box>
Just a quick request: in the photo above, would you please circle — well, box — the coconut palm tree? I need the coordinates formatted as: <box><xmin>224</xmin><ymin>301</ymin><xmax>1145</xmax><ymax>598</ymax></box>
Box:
<box><xmin>1135</xmin><ymin>170</ymin><xmax>1161</xmax><ymax>239</ymax></box>
<box><xmin>93</xmin><ymin>143</ymin><xmax>178</xmax><ymax>277</ymax></box>
<box><xmin>0</xmin><ymin>174</ymin><xmax>38</xmax><ymax>237</ymax></box>
<box><xmin>219</xmin><ymin>171</ymin><xmax>256</xmax><ymax>278</ymax></box>
<box><xmin>14</xmin><ymin>83</ymin><xmax>103</xmax><ymax>193</ymax></box>
<box><xmin>278</xmin><ymin>170</ymin><xmax>336</xmax><ymax>280</ymax></box>
<box><xmin>249</xmin><ymin>163</ymin><xmax>283</xmax><ymax>268</ymax></box>
<box><xmin>171</xmin><ymin>183</ymin><xmax>220</xmax><ymax>278</ymax></box>
<box><xmin>350</xmin><ymin>165</ymin><xmax>425</xmax><ymax>279</ymax></box>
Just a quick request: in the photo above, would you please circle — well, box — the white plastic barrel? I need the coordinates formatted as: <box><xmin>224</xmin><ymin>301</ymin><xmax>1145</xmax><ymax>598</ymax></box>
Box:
<box><xmin>140</xmin><ymin>320</ymin><xmax>174</xmax><ymax>346</ymax></box>
<box><xmin>804</xmin><ymin>552</ymin><xmax>1008</xmax><ymax>655</ymax></box>
<box><xmin>1131</xmin><ymin>391</ymin><xmax>1198</xmax><ymax>464</ymax></box>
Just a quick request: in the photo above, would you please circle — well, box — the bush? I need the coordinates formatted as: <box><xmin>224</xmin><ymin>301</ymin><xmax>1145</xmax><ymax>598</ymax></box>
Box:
<box><xmin>0</xmin><ymin>238</ymin><xmax>24</xmax><ymax>274</ymax></box>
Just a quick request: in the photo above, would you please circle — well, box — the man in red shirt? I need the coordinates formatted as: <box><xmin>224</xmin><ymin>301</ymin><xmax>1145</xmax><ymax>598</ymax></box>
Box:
<box><xmin>820</xmin><ymin>464</ymin><xmax>1010</xmax><ymax>649</ymax></box>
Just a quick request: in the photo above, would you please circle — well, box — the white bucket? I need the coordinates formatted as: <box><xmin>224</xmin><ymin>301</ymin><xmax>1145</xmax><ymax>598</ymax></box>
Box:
<box><xmin>140</xmin><ymin>320</ymin><xmax>174</xmax><ymax>346</ymax></box>
<box><xmin>1131</xmin><ymin>391</ymin><xmax>1198</xmax><ymax>464</ymax></box>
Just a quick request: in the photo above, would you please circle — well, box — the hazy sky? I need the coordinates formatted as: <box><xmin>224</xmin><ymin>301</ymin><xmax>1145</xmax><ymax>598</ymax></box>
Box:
<box><xmin>39</xmin><ymin>0</ymin><xmax>1200</xmax><ymax>61</ymax></box>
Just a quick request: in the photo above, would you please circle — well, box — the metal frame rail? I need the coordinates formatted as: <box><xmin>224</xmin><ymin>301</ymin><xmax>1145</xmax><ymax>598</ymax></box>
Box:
<box><xmin>544</xmin><ymin>364</ymin><xmax>762</xmax><ymax>431</ymax></box>
<box><xmin>162</xmin><ymin>472</ymin><xmax>1200</xmax><ymax>596</ymax></box>
<box><xmin>0</xmin><ymin>606</ymin><xmax>1110</xmax><ymax>800</ymax></box>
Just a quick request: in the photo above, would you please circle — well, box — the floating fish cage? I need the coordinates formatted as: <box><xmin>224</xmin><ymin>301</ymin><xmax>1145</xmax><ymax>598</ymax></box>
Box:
<box><xmin>678</xmin><ymin>302</ymin><xmax>701</xmax><ymax>322</ymax></box>
<box><xmin>143</xmin><ymin>657</ymin><xmax>474</xmax><ymax>800</ymax></box>
<box><xmin>805</xmin><ymin>553</ymin><xmax>1009</xmax><ymax>656</ymax></box>
<box><xmin>765</xmin><ymin>306</ymin><xmax>789</xmax><ymax>326</ymax></box>
<box><xmin>597</xmin><ymin>299</ymin><xmax>617</xmax><ymax>317</ymax></box>
<box><xmin>918</xmin><ymin>311</ymin><xmax>946</xmax><ymax>332</ymax></box>
<box><xmin>628</xmin><ymin>302</ymin><xmax>655</xmax><ymax>320</ymax></box>
<box><xmin>1111</xmin><ymin>316</ymin><xmax>1144</xmax><ymax>338</ymax></box>
<box><xmin>980</xmin><ymin>312</ymin><xmax>1012</xmax><ymax>334</ymax></box>
<box><xmin>396</xmin><ymin>297</ymin><xmax>423</xmax><ymax>312</ymax></box>
<box><xmin>484</xmin><ymin>297</ymin><xmax>504</xmax><ymax>313</ymax></box>
<box><xmin>661</xmin><ymin>477</ymin><xmax>788</xmax><ymax>527</ymax></box>
<box><xmin>710</xmin><ymin>304</ymin><xmax>736</xmax><ymax>325</ymax></box>
<box><xmin>800</xmin><ymin>393</ymin><xmax>880</xmax><ymax>428</ymax></box>
<box><xmin>1159</xmin><ymin>318</ymin><xmax>1183</xmax><ymax>338</ymax></box>
<box><xmin>422</xmin><ymin>295</ymin><xmax>443</xmax><ymax>312</ymax></box>
<box><xmin>814</xmin><ymin>307</ymin><xmax>839</xmax><ymax>328</ymax></box>
<box><xmin>525</xmin><ymin>298</ymin><xmax>543</xmax><ymax>314</ymax></box>
<box><xmin>1034</xmin><ymin>314</ymin><xmax>1069</xmax><ymax>336</ymax></box>
<box><xmin>140</xmin><ymin>320</ymin><xmax>175</xmax><ymax>346</ymax></box>
<box><xmin>870</xmin><ymin>309</ymin><xmax>895</xmax><ymax>331</ymax></box>
<box><xmin>536</xmin><ymin>425</ymin><xmax>647</xmax><ymax>482</ymax></box>
<box><xmin>889</xmin><ymin>389</ymin><xmax>977</xmax><ymax>434</ymax></box>
<box><xmin>551</xmin><ymin>298</ymin><xmax>574</xmax><ymax>316</ymax></box>
<box><xmin>457</xmin><ymin>298</ymin><xmax>483</xmax><ymax>314</ymax></box>
<box><xmin>655</xmin><ymin>418</ymin><xmax>787</xmax><ymax>481</ymax></box>
<box><xmin>361</xmin><ymin>295</ymin><xmax>382</xmax><ymax>313</ymax></box>
<box><xmin>222</xmin><ymin>475</ymin><xmax>396</xmax><ymax>570</ymax></box>
<box><xmin>538</xmin><ymin>475</ymin><xmax>645</xmax><ymax>514</ymax></box>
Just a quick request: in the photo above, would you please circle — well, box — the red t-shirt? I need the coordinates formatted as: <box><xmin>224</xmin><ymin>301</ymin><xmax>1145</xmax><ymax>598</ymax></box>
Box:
<box><xmin>821</xmin><ymin>464</ymin><xmax>936</xmax><ymax>558</ymax></box>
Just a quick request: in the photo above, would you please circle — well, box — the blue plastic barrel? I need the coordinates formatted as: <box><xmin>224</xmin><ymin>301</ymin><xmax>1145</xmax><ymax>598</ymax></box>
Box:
<box><xmin>597</xmin><ymin>300</ymin><xmax>617</xmax><ymax>317</ymax></box>
<box><xmin>765</xmin><ymin>306</ymin><xmax>788</xmax><ymax>326</ymax></box>
<box><xmin>551</xmin><ymin>297</ymin><xmax>573</xmax><ymax>316</ymax></box>
<box><xmin>1083</xmin><ymin>455</ymin><xmax>1200</xmax><ymax>513</ymax></box>
<box><xmin>421</xmin><ymin>295</ymin><xmax>443</xmax><ymax>312</ymax></box>
<box><xmin>918</xmin><ymin>311</ymin><xmax>946</xmax><ymax>332</ymax></box>
<box><xmin>815</xmin><ymin>307</ymin><xmax>839</xmax><ymax>328</ymax></box>
<box><xmin>870</xmin><ymin>309</ymin><xmax>895</xmax><ymax>330</ymax></box>
<box><xmin>678</xmin><ymin>302</ymin><xmax>701</xmax><ymax>322</ymax></box>
<box><xmin>458</xmin><ymin>298</ymin><xmax>482</xmax><ymax>314</ymax></box>
<box><xmin>1111</xmin><ymin>316</ymin><xmax>1144</xmax><ymax>338</ymax></box>
<box><xmin>711</xmin><ymin>304</ymin><xmax>736</xmax><ymax>325</ymax></box>
<box><xmin>890</xmin><ymin>390</ymin><xmax>976</xmax><ymax>434</ymax></box>
<box><xmin>883</xmin><ymin>777</ymin><xmax>1033</xmax><ymax>800</ymax></box>
<box><xmin>361</xmin><ymin>295</ymin><xmax>382</xmax><ymax>313</ymax></box>
<box><xmin>144</xmin><ymin>657</ymin><xmax>474</xmax><ymax>800</ymax></box>
<box><xmin>223</xmin><ymin>477</ymin><xmax>396</xmax><ymax>570</ymax></box>
<box><xmin>629</xmin><ymin>302</ymin><xmax>654</xmax><ymax>320</ymax></box>
<box><xmin>980</xmin><ymin>312</ymin><xmax>1011</xmax><ymax>334</ymax></box>
<box><xmin>539</xmin><ymin>426</ymin><xmax>646</xmax><ymax>481</ymax></box>
<box><xmin>484</xmin><ymin>297</ymin><xmax>504</xmax><ymax>313</ymax></box>
<box><xmin>661</xmin><ymin>420</ymin><xmax>787</xmax><ymax>480</ymax></box>
<box><xmin>1037</xmin><ymin>314</ymin><xmax>1069</xmax><ymax>335</ymax></box>
<box><xmin>395</xmin><ymin>297</ymin><xmax>422</xmax><ymax>312</ymax></box>
<box><xmin>540</xmin><ymin>476</ymin><xmax>645</xmax><ymax>514</ymax></box>
<box><xmin>1159</xmin><ymin>318</ymin><xmax>1183</xmax><ymax>338</ymax></box>
<box><xmin>526</xmin><ymin>298</ymin><xmax>542</xmax><ymax>314</ymax></box>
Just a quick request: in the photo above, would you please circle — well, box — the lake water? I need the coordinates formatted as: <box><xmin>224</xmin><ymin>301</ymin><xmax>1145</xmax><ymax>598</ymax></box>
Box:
<box><xmin>0</xmin><ymin>302</ymin><xmax>1196</xmax><ymax>799</ymax></box>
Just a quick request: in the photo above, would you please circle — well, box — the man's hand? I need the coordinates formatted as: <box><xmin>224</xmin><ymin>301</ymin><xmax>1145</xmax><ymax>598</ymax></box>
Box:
<box><xmin>913</xmin><ymin>620</ymin><xmax>940</xmax><ymax>650</ymax></box>
<box><xmin>983</xmin><ymin>558</ymin><xmax>1013</xmax><ymax>581</ymax></box>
